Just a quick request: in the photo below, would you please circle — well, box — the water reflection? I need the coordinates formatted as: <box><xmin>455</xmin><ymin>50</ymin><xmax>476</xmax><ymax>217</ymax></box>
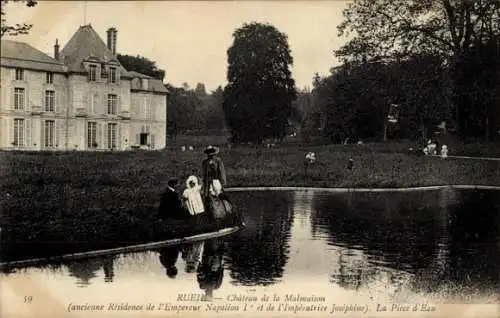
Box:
<box><xmin>310</xmin><ymin>189</ymin><xmax>500</xmax><ymax>296</ymax></box>
<box><xmin>197</xmin><ymin>239</ymin><xmax>225</xmax><ymax>301</ymax></box>
<box><xmin>67</xmin><ymin>255</ymin><xmax>116</xmax><ymax>287</ymax></box>
<box><xmin>158</xmin><ymin>246</ymin><xmax>181</xmax><ymax>278</ymax></box>
<box><xmin>183</xmin><ymin>242</ymin><xmax>204</xmax><ymax>273</ymax></box>
<box><xmin>224</xmin><ymin>191</ymin><xmax>294</xmax><ymax>286</ymax></box>
<box><xmin>2</xmin><ymin>189</ymin><xmax>498</xmax><ymax>304</ymax></box>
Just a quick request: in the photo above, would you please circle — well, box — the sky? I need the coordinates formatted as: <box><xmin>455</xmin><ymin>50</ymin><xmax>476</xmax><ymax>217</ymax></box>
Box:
<box><xmin>4</xmin><ymin>0</ymin><xmax>350</xmax><ymax>92</ymax></box>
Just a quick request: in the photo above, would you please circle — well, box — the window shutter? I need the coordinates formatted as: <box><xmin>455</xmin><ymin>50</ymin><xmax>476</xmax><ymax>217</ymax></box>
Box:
<box><xmin>25</xmin><ymin>86</ymin><xmax>30</xmax><ymax>112</ymax></box>
<box><xmin>94</xmin><ymin>92</ymin><xmax>100</xmax><ymax>115</ymax></box>
<box><xmin>87</xmin><ymin>92</ymin><xmax>92</xmax><ymax>114</ymax></box>
<box><xmin>84</xmin><ymin>121</ymin><xmax>89</xmax><ymax>150</ymax></box>
<box><xmin>10</xmin><ymin>87</ymin><xmax>15</xmax><ymax>111</ymax></box>
<box><xmin>55</xmin><ymin>91</ymin><xmax>61</xmax><ymax>114</ymax></box>
<box><xmin>26</xmin><ymin>118</ymin><xmax>31</xmax><ymax>148</ymax></box>
<box><xmin>0</xmin><ymin>118</ymin><xmax>3</xmax><ymax>147</ymax></box>
<box><xmin>117</xmin><ymin>124</ymin><xmax>121</xmax><ymax>149</ymax></box>
<box><xmin>82</xmin><ymin>90</ymin><xmax>89</xmax><ymax>113</ymax></box>
<box><xmin>40</xmin><ymin>120</ymin><xmax>45</xmax><ymax>150</ymax></box>
<box><xmin>55</xmin><ymin>120</ymin><xmax>60</xmax><ymax>148</ymax></box>
<box><xmin>117</xmin><ymin>95</ymin><xmax>121</xmax><ymax>114</ymax></box>
<box><xmin>97</xmin><ymin>122</ymin><xmax>102</xmax><ymax>149</ymax></box>
<box><xmin>7</xmin><ymin>118</ymin><xmax>13</xmax><ymax>147</ymax></box>
<box><xmin>135</xmin><ymin>133</ymin><xmax>140</xmax><ymax>146</ymax></box>
<box><xmin>151</xmin><ymin>134</ymin><xmax>156</xmax><ymax>149</ymax></box>
<box><xmin>102</xmin><ymin>94</ymin><xmax>107</xmax><ymax>115</ymax></box>
<box><xmin>100</xmin><ymin>123</ymin><xmax>108</xmax><ymax>149</ymax></box>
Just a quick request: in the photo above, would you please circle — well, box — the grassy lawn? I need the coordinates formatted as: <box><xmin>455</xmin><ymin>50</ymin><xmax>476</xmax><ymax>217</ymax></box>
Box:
<box><xmin>1</xmin><ymin>140</ymin><xmax>499</xmax><ymax>262</ymax></box>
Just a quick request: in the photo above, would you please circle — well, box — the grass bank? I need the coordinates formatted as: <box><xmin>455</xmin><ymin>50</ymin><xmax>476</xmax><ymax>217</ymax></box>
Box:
<box><xmin>1</xmin><ymin>142</ymin><xmax>499</xmax><ymax>261</ymax></box>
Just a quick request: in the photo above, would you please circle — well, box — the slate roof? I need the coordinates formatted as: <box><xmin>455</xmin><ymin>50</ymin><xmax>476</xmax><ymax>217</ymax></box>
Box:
<box><xmin>1</xmin><ymin>25</ymin><xmax>168</xmax><ymax>94</ymax></box>
<box><xmin>127</xmin><ymin>70</ymin><xmax>152</xmax><ymax>79</ymax></box>
<box><xmin>128</xmin><ymin>71</ymin><xmax>168</xmax><ymax>94</ymax></box>
<box><xmin>60</xmin><ymin>24</ymin><xmax>126</xmax><ymax>73</ymax></box>
<box><xmin>0</xmin><ymin>40</ymin><xmax>67</xmax><ymax>73</ymax></box>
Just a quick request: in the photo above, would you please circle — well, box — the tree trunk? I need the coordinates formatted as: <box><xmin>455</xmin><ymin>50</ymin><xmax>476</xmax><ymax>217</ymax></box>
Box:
<box><xmin>383</xmin><ymin>122</ymin><xmax>387</xmax><ymax>142</ymax></box>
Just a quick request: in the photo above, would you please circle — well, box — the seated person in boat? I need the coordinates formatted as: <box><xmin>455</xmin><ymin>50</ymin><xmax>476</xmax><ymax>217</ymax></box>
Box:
<box><xmin>158</xmin><ymin>178</ymin><xmax>190</xmax><ymax>221</ymax></box>
<box><xmin>182</xmin><ymin>175</ymin><xmax>205</xmax><ymax>216</ymax></box>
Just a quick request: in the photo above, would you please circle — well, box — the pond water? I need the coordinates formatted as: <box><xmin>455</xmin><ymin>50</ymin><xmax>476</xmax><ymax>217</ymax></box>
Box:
<box><xmin>2</xmin><ymin>189</ymin><xmax>499</xmax><ymax>317</ymax></box>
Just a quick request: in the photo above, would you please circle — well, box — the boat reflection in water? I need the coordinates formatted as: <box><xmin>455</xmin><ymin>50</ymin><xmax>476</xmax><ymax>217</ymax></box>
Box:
<box><xmin>156</xmin><ymin>239</ymin><xmax>225</xmax><ymax>301</ymax></box>
<box><xmin>1</xmin><ymin>189</ymin><xmax>498</xmax><ymax>312</ymax></box>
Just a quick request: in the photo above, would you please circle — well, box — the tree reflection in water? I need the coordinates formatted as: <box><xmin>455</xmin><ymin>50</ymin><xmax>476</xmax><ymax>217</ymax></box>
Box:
<box><xmin>223</xmin><ymin>191</ymin><xmax>294</xmax><ymax>286</ymax></box>
<box><xmin>441</xmin><ymin>190</ymin><xmax>499</xmax><ymax>293</ymax></box>
<box><xmin>311</xmin><ymin>189</ymin><xmax>500</xmax><ymax>298</ymax></box>
<box><xmin>311</xmin><ymin>190</ymin><xmax>441</xmax><ymax>292</ymax></box>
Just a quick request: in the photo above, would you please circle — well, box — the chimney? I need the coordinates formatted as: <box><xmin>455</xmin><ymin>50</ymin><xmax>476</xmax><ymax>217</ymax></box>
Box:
<box><xmin>106</xmin><ymin>27</ymin><xmax>117</xmax><ymax>55</ymax></box>
<box><xmin>54</xmin><ymin>39</ymin><xmax>60</xmax><ymax>60</ymax></box>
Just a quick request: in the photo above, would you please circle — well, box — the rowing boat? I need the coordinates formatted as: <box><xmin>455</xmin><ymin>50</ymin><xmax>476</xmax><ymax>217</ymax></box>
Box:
<box><xmin>0</xmin><ymin>222</ymin><xmax>245</xmax><ymax>270</ymax></box>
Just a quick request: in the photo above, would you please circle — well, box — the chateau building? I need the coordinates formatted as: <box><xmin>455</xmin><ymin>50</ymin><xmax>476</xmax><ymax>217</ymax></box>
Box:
<box><xmin>0</xmin><ymin>25</ymin><xmax>167</xmax><ymax>151</ymax></box>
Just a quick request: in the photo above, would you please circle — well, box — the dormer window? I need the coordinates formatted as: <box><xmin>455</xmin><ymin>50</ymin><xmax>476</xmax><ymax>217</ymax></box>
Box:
<box><xmin>109</xmin><ymin>67</ymin><xmax>117</xmax><ymax>83</ymax></box>
<box><xmin>141</xmin><ymin>78</ymin><xmax>148</xmax><ymax>90</ymax></box>
<box><xmin>15</xmin><ymin>68</ymin><xmax>24</xmax><ymax>81</ymax></box>
<box><xmin>46</xmin><ymin>72</ymin><xmax>54</xmax><ymax>84</ymax></box>
<box><xmin>88</xmin><ymin>65</ymin><xmax>97</xmax><ymax>82</ymax></box>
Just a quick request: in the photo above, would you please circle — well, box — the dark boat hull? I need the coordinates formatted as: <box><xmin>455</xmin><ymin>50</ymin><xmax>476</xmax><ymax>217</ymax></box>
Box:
<box><xmin>0</xmin><ymin>223</ymin><xmax>245</xmax><ymax>270</ymax></box>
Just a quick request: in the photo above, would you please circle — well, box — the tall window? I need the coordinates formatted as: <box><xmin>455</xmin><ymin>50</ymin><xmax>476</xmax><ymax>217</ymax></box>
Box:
<box><xmin>45</xmin><ymin>90</ymin><xmax>55</xmax><ymax>112</ymax></box>
<box><xmin>44</xmin><ymin>120</ymin><xmax>55</xmax><ymax>148</ymax></box>
<box><xmin>88</xmin><ymin>65</ymin><xmax>97</xmax><ymax>81</ymax></box>
<box><xmin>14</xmin><ymin>88</ymin><xmax>25</xmax><ymax>110</ymax></box>
<box><xmin>89</xmin><ymin>92</ymin><xmax>98</xmax><ymax>114</ymax></box>
<box><xmin>107</xmin><ymin>94</ymin><xmax>117</xmax><ymax>114</ymax></box>
<box><xmin>87</xmin><ymin>122</ymin><xmax>97</xmax><ymax>149</ymax></box>
<box><xmin>46</xmin><ymin>72</ymin><xmax>54</xmax><ymax>84</ymax></box>
<box><xmin>15</xmin><ymin>68</ymin><xmax>24</xmax><ymax>81</ymax></box>
<box><xmin>107</xmin><ymin>123</ymin><xmax>117</xmax><ymax>149</ymax></box>
<box><xmin>13</xmin><ymin>119</ymin><xmax>25</xmax><ymax>147</ymax></box>
<box><xmin>109</xmin><ymin>67</ymin><xmax>117</xmax><ymax>83</ymax></box>
<box><xmin>143</xmin><ymin>99</ymin><xmax>153</xmax><ymax>120</ymax></box>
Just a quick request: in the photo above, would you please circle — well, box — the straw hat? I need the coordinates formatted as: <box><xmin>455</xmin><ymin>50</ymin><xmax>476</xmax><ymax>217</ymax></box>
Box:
<box><xmin>203</xmin><ymin>145</ymin><xmax>219</xmax><ymax>155</ymax></box>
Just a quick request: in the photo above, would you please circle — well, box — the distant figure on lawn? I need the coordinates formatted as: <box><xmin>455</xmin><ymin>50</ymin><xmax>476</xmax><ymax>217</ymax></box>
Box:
<box><xmin>158</xmin><ymin>178</ymin><xmax>189</xmax><ymax>221</ymax></box>
<box><xmin>182</xmin><ymin>175</ymin><xmax>205</xmax><ymax>216</ymax></box>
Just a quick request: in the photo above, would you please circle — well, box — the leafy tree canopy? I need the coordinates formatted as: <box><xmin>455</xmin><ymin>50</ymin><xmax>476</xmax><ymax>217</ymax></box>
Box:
<box><xmin>336</xmin><ymin>0</ymin><xmax>500</xmax><ymax>63</ymax></box>
<box><xmin>223</xmin><ymin>22</ymin><xmax>297</xmax><ymax>143</ymax></box>
<box><xmin>1</xmin><ymin>0</ymin><xmax>37</xmax><ymax>37</ymax></box>
<box><xmin>117</xmin><ymin>54</ymin><xmax>165</xmax><ymax>81</ymax></box>
<box><xmin>336</xmin><ymin>0</ymin><xmax>500</xmax><ymax>140</ymax></box>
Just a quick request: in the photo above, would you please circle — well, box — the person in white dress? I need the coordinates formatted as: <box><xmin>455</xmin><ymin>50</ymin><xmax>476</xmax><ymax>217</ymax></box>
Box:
<box><xmin>182</xmin><ymin>175</ymin><xmax>205</xmax><ymax>215</ymax></box>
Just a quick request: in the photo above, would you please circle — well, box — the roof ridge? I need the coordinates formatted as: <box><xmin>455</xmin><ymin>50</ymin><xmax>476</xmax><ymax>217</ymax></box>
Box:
<box><xmin>1</xmin><ymin>39</ymin><xmax>62</xmax><ymax>65</ymax></box>
<box><xmin>60</xmin><ymin>24</ymin><xmax>125</xmax><ymax>72</ymax></box>
<box><xmin>0</xmin><ymin>56</ymin><xmax>64</xmax><ymax>66</ymax></box>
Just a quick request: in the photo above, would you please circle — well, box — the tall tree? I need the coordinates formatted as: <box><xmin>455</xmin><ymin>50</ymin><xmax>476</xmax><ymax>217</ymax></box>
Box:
<box><xmin>336</xmin><ymin>0</ymin><xmax>500</xmax><ymax>140</ymax></box>
<box><xmin>1</xmin><ymin>0</ymin><xmax>37</xmax><ymax>37</ymax></box>
<box><xmin>314</xmin><ymin>54</ymin><xmax>452</xmax><ymax>143</ymax></box>
<box><xmin>223</xmin><ymin>22</ymin><xmax>297</xmax><ymax>143</ymax></box>
<box><xmin>116</xmin><ymin>54</ymin><xmax>165</xmax><ymax>81</ymax></box>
